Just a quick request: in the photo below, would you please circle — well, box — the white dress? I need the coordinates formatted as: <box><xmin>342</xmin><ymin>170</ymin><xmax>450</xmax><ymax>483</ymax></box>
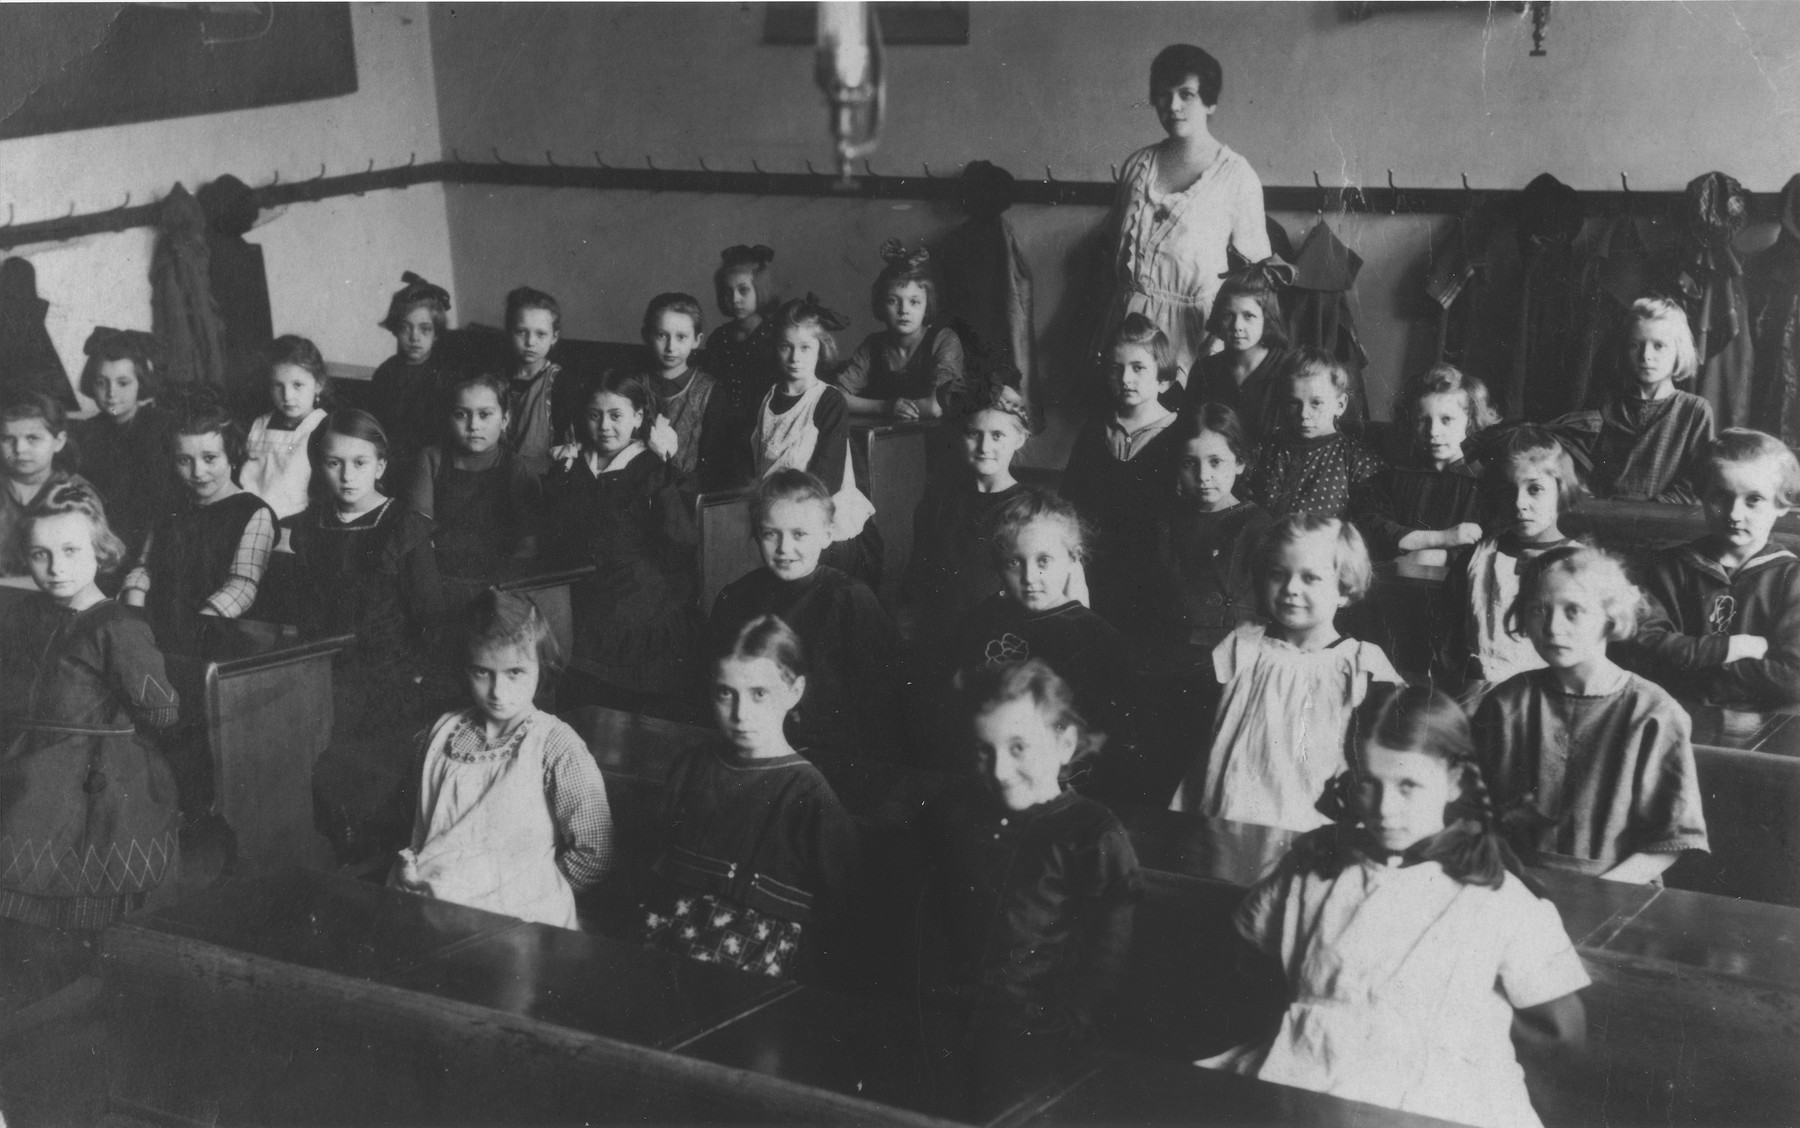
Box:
<box><xmin>754</xmin><ymin>379</ymin><xmax>874</xmax><ymax>543</ymax></box>
<box><xmin>1465</xmin><ymin>538</ymin><xmax>1550</xmax><ymax>687</ymax></box>
<box><xmin>241</xmin><ymin>409</ymin><xmax>326</xmax><ymax>520</ymax></box>
<box><xmin>1107</xmin><ymin>142</ymin><xmax>1272</xmax><ymax>380</ymax></box>
<box><xmin>1212</xmin><ymin>853</ymin><xmax>1591</xmax><ymax>1128</ymax></box>
<box><xmin>1173</xmin><ymin>623</ymin><xmax>1400</xmax><ymax>831</ymax></box>
<box><xmin>391</xmin><ymin>709</ymin><xmax>579</xmax><ymax>929</ymax></box>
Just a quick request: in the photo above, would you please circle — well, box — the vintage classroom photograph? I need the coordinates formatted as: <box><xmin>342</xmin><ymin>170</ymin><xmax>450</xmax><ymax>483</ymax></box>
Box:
<box><xmin>0</xmin><ymin>0</ymin><xmax>1797</xmax><ymax>1124</ymax></box>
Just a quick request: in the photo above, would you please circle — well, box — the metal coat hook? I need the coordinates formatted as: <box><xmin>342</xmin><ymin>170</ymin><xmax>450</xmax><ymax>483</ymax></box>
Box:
<box><xmin>1313</xmin><ymin>171</ymin><xmax>1325</xmax><ymax>214</ymax></box>
<box><xmin>312</xmin><ymin>164</ymin><xmax>327</xmax><ymax>183</ymax></box>
<box><xmin>113</xmin><ymin>192</ymin><xmax>132</xmax><ymax>212</ymax></box>
<box><xmin>63</xmin><ymin>201</ymin><xmax>77</xmax><ymax>220</ymax></box>
<box><xmin>805</xmin><ymin>159</ymin><xmax>823</xmax><ymax>177</ymax></box>
<box><xmin>645</xmin><ymin>154</ymin><xmax>658</xmax><ymax>171</ymax></box>
<box><xmin>751</xmin><ymin>159</ymin><xmax>766</xmax><ymax>175</ymax></box>
<box><xmin>406</xmin><ymin>152</ymin><xmax>416</xmax><ymax>168</ymax></box>
<box><xmin>1110</xmin><ymin>164</ymin><xmax>1120</xmax><ymax>183</ymax></box>
<box><xmin>1386</xmin><ymin>169</ymin><xmax>1398</xmax><ymax>214</ymax></box>
<box><xmin>698</xmin><ymin>157</ymin><xmax>712</xmax><ymax>173</ymax></box>
<box><xmin>593</xmin><ymin>152</ymin><xmax>609</xmax><ymax>170</ymax></box>
<box><xmin>492</xmin><ymin>148</ymin><xmax>512</xmax><ymax>166</ymax></box>
<box><xmin>545</xmin><ymin>151</ymin><xmax>559</xmax><ymax>167</ymax></box>
<box><xmin>268</xmin><ymin>169</ymin><xmax>281</xmax><ymax>187</ymax></box>
<box><xmin>864</xmin><ymin>159</ymin><xmax>880</xmax><ymax>178</ymax></box>
<box><xmin>1620</xmin><ymin>172</ymin><xmax>1633</xmax><ymax>215</ymax></box>
<box><xmin>365</xmin><ymin>159</ymin><xmax>376</xmax><ymax>175</ymax></box>
<box><xmin>923</xmin><ymin>163</ymin><xmax>936</xmax><ymax>179</ymax></box>
<box><xmin>1045</xmin><ymin>166</ymin><xmax>1057</xmax><ymax>184</ymax></box>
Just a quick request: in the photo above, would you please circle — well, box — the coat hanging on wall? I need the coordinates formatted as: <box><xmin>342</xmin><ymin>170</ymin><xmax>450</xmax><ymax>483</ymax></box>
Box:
<box><xmin>1678</xmin><ymin>171</ymin><xmax>1756</xmax><ymax>429</ymax></box>
<box><xmin>150</xmin><ymin>183</ymin><xmax>227</xmax><ymax>391</ymax></box>
<box><xmin>196</xmin><ymin>174</ymin><xmax>274</xmax><ymax>411</ymax></box>
<box><xmin>1747</xmin><ymin>174</ymin><xmax>1800</xmax><ymax>447</ymax></box>
<box><xmin>1286</xmin><ymin>218</ymin><xmax>1371</xmax><ymax>431</ymax></box>
<box><xmin>1505</xmin><ymin>173</ymin><xmax>1614</xmax><ymax>422</ymax></box>
<box><xmin>0</xmin><ymin>257</ymin><xmax>75</xmax><ymax>409</ymax></box>
<box><xmin>932</xmin><ymin>161</ymin><xmax>1038</xmax><ymax>424</ymax></box>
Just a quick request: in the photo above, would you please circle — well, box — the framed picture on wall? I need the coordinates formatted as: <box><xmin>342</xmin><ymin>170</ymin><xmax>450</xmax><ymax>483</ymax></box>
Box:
<box><xmin>764</xmin><ymin>2</ymin><xmax>970</xmax><ymax>46</ymax></box>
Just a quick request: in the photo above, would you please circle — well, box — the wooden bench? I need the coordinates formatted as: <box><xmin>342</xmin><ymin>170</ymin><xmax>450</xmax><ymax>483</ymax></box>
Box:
<box><xmin>160</xmin><ymin>620</ymin><xmax>354</xmax><ymax>875</ymax></box>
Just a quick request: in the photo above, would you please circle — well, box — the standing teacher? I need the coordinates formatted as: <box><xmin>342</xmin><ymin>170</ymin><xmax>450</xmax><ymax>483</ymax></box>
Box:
<box><xmin>1104</xmin><ymin>44</ymin><xmax>1271</xmax><ymax>387</ymax></box>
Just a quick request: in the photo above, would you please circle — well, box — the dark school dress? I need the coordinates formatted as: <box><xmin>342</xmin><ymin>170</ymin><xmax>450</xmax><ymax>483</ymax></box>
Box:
<box><xmin>73</xmin><ymin>405</ymin><xmax>178</xmax><ymax>562</ymax></box>
<box><xmin>141</xmin><ymin>490</ymin><xmax>276</xmax><ymax>655</ymax></box>
<box><xmin>948</xmin><ymin>596</ymin><xmax>1148</xmax><ymax>805</ymax></box>
<box><xmin>543</xmin><ymin>449</ymin><xmax>698</xmax><ymax>699</ymax></box>
<box><xmin>1243</xmin><ymin>431</ymin><xmax>1388</xmax><ymax>522</ymax></box>
<box><xmin>291</xmin><ymin>497</ymin><xmax>446</xmax><ymax>733</ymax></box>
<box><xmin>1186</xmin><ymin>347</ymin><xmax>1292</xmax><ymax>438</ymax></box>
<box><xmin>699</xmin><ymin>319</ymin><xmax>779</xmax><ymax>488</ymax></box>
<box><xmin>1357</xmin><ymin>458</ymin><xmax>1480</xmax><ymax>559</ymax></box>
<box><xmin>642</xmin><ymin>745</ymin><xmax>859</xmax><ymax>981</ymax></box>
<box><xmin>903</xmin><ymin>478</ymin><xmax>1027</xmax><ymax>653</ymax></box>
<box><xmin>650</xmin><ymin>367</ymin><xmax>739</xmax><ymax>493</ymax></box>
<box><xmin>709</xmin><ymin>565</ymin><xmax>906</xmax><ymax>758</ymax></box>
<box><xmin>922</xmin><ymin>781</ymin><xmax>1140</xmax><ymax>1092</ymax></box>
<box><xmin>1626</xmin><ymin>541</ymin><xmax>1800</xmax><ymax>706</ymax></box>
<box><xmin>1152</xmin><ymin>499</ymin><xmax>1274</xmax><ymax>662</ymax></box>
<box><xmin>1059</xmin><ymin>415</ymin><xmax>1185</xmax><ymax>639</ymax></box>
<box><xmin>1579</xmin><ymin>390</ymin><xmax>1716</xmax><ymax>503</ymax></box>
<box><xmin>368</xmin><ymin>354</ymin><xmax>456</xmax><ymax>474</ymax></box>
<box><xmin>406</xmin><ymin>445</ymin><xmax>541</xmax><ymax>608</ymax></box>
<box><xmin>837</xmin><ymin>322</ymin><xmax>967</xmax><ymax>408</ymax></box>
<box><xmin>0</xmin><ymin>598</ymin><xmax>181</xmax><ymax>930</ymax></box>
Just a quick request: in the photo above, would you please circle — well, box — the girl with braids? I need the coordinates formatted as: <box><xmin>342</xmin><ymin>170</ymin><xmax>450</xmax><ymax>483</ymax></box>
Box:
<box><xmin>1205</xmin><ymin>684</ymin><xmax>1589</xmax><ymax>1128</ymax></box>
<box><xmin>834</xmin><ymin>239</ymin><xmax>966</xmax><ymax>419</ymax></box>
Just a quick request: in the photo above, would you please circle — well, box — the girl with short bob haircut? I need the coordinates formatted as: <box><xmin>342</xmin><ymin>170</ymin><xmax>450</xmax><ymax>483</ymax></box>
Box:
<box><xmin>122</xmin><ymin>397</ymin><xmax>277</xmax><ymax>652</ymax></box>
<box><xmin>1475</xmin><ymin>543</ymin><xmax>1710</xmax><ymax>883</ymax></box>
<box><xmin>1173</xmin><ymin>514</ymin><xmax>1400</xmax><ymax>831</ymax></box>
<box><xmin>834</xmin><ymin>240</ymin><xmax>965</xmax><ymax>420</ymax></box>
<box><xmin>73</xmin><ymin>328</ymin><xmax>176</xmax><ymax>562</ymax></box>
<box><xmin>393</xmin><ymin>589</ymin><xmax>614</xmax><ymax>929</ymax></box>
<box><xmin>1210</xmin><ymin>684</ymin><xmax>1589</xmax><ymax>1128</ymax></box>
<box><xmin>1188</xmin><ymin>264</ymin><xmax>1291</xmax><ymax>432</ymax></box>
<box><xmin>644</xmin><ymin>614</ymin><xmax>859</xmax><ymax>980</ymax></box>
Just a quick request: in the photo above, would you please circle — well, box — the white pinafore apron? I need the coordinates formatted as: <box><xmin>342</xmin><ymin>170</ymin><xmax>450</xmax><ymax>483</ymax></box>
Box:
<box><xmin>391</xmin><ymin>710</ymin><xmax>578</xmax><ymax>929</ymax></box>
<box><xmin>754</xmin><ymin>380</ymin><xmax>875</xmax><ymax>543</ymax></box>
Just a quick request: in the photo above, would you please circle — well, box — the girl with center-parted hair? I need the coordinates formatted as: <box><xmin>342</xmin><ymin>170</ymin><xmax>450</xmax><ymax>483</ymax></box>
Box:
<box><xmin>1205</xmin><ymin>684</ymin><xmax>1589</xmax><ymax>1128</ymax></box>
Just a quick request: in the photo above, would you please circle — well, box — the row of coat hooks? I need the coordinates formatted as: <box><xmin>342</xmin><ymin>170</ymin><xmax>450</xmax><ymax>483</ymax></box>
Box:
<box><xmin>0</xmin><ymin>150</ymin><xmax>1786</xmax><ymax>252</ymax></box>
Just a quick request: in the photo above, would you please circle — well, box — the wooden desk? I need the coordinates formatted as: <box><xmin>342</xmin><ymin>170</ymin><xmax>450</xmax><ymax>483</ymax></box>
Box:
<box><xmin>1564</xmin><ymin>497</ymin><xmax>1800</xmax><ymax>557</ymax></box>
<box><xmin>696</xmin><ymin>486</ymin><xmax>761</xmax><ymax>610</ymax></box>
<box><xmin>163</xmin><ymin>621</ymin><xmax>353</xmax><ymax>875</ymax></box>
<box><xmin>850</xmin><ymin>415</ymin><xmax>950</xmax><ymax>602</ymax></box>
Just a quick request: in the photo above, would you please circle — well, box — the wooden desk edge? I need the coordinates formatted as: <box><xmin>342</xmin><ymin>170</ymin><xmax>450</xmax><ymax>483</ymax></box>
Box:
<box><xmin>197</xmin><ymin>631</ymin><xmax>357</xmax><ymax>678</ymax></box>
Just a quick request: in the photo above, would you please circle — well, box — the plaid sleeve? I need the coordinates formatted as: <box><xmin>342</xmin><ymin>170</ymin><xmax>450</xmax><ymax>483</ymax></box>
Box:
<box><xmin>204</xmin><ymin>507</ymin><xmax>276</xmax><ymax>618</ymax></box>
<box><xmin>541</xmin><ymin>722</ymin><xmax>615</xmax><ymax>889</ymax></box>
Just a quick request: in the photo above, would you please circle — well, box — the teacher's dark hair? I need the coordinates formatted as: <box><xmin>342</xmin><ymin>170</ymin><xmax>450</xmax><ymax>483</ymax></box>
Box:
<box><xmin>1150</xmin><ymin>44</ymin><xmax>1222</xmax><ymax>107</ymax></box>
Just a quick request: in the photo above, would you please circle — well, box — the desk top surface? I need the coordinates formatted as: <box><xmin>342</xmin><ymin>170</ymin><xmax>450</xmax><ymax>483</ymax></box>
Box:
<box><xmin>162</xmin><ymin>619</ymin><xmax>355</xmax><ymax>674</ymax></box>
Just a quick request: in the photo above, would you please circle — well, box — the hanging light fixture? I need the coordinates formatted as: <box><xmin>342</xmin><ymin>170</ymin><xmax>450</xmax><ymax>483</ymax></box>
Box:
<box><xmin>814</xmin><ymin>1</ymin><xmax>885</xmax><ymax>184</ymax></box>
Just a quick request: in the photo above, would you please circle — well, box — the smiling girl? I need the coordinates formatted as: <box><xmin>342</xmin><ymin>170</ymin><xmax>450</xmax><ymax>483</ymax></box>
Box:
<box><xmin>544</xmin><ymin>371</ymin><xmax>698</xmax><ymax>716</ymax></box>
<box><xmin>241</xmin><ymin>335</ymin><xmax>333</xmax><ymax>534</ymax></box>
<box><xmin>122</xmin><ymin>400</ymin><xmax>276</xmax><ymax>652</ymax></box>
<box><xmin>1173</xmin><ymin>514</ymin><xmax>1401</xmax><ymax>831</ymax></box>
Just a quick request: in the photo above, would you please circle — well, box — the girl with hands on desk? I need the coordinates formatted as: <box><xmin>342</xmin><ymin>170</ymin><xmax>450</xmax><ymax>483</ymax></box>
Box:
<box><xmin>833</xmin><ymin>240</ymin><xmax>965</xmax><ymax>421</ymax></box>
<box><xmin>1474</xmin><ymin>544</ymin><xmax>1709</xmax><ymax>885</ymax></box>
<box><xmin>1205</xmin><ymin>685</ymin><xmax>1589</xmax><ymax>1128</ymax></box>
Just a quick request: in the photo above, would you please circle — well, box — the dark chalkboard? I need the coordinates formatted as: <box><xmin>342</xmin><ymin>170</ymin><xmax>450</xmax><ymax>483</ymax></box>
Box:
<box><xmin>0</xmin><ymin>3</ymin><xmax>357</xmax><ymax>141</ymax></box>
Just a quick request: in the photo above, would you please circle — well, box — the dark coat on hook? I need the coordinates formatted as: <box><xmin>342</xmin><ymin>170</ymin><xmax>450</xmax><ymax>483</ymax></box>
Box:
<box><xmin>196</xmin><ymin>175</ymin><xmax>274</xmax><ymax>409</ymax></box>
<box><xmin>1679</xmin><ymin>171</ymin><xmax>1756</xmax><ymax>430</ymax></box>
<box><xmin>150</xmin><ymin>184</ymin><xmax>228</xmax><ymax>392</ymax></box>
<box><xmin>0</xmin><ymin>257</ymin><xmax>75</xmax><ymax>409</ymax></box>
<box><xmin>1747</xmin><ymin>174</ymin><xmax>1800</xmax><ymax>448</ymax></box>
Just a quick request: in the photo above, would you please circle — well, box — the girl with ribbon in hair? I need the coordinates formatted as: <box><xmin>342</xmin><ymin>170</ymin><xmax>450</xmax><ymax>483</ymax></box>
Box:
<box><xmin>834</xmin><ymin>239</ymin><xmax>966</xmax><ymax>420</ymax></box>
<box><xmin>369</xmin><ymin>272</ymin><xmax>456</xmax><ymax>475</ymax></box>
<box><xmin>74</xmin><ymin>328</ymin><xmax>178</xmax><ymax>565</ymax></box>
<box><xmin>1203</xmin><ymin>684</ymin><xmax>1589</xmax><ymax>1128</ymax></box>
<box><xmin>1185</xmin><ymin>259</ymin><xmax>1292</xmax><ymax>435</ymax></box>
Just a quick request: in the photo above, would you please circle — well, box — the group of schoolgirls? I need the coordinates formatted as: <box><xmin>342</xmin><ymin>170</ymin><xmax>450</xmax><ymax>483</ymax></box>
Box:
<box><xmin>0</xmin><ymin>226</ymin><xmax>1776</xmax><ymax>1127</ymax></box>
